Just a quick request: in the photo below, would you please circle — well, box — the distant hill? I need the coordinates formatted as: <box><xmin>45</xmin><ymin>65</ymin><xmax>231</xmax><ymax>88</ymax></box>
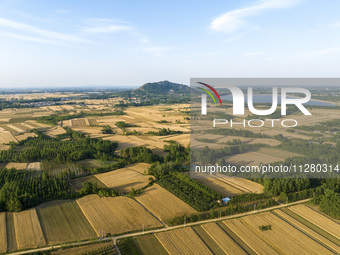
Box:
<box><xmin>132</xmin><ymin>80</ymin><xmax>189</xmax><ymax>95</ymax></box>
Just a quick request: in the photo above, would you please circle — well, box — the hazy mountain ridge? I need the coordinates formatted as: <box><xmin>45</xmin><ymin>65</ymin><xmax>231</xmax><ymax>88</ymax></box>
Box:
<box><xmin>132</xmin><ymin>80</ymin><xmax>189</xmax><ymax>95</ymax></box>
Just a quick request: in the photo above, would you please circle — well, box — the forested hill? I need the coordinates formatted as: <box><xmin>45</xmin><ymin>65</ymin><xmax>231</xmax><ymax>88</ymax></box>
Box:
<box><xmin>132</xmin><ymin>80</ymin><xmax>189</xmax><ymax>95</ymax></box>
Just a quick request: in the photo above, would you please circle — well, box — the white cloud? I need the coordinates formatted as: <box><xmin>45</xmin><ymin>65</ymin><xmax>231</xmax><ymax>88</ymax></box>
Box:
<box><xmin>290</xmin><ymin>47</ymin><xmax>340</xmax><ymax>58</ymax></box>
<box><xmin>244</xmin><ymin>50</ymin><xmax>266</xmax><ymax>56</ymax></box>
<box><xmin>0</xmin><ymin>30</ymin><xmax>53</xmax><ymax>44</ymax></box>
<box><xmin>211</xmin><ymin>0</ymin><xmax>301</xmax><ymax>33</ymax></box>
<box><xmin>142</xmin><ymin>47</ymin><xmax>171</xmax><ymax>57</ymax></box>
<box><xmin>0</xmin><ymin>17</ymin><xmax>88</xmax><ymax>43</ymax></box>
<box><xmin>81</xmin><ymin>18</ymin><xmax>131</xmax><ymax>34</ymax></box>
<box><xmin>329</xmin><ymin>22</ymin><xmax>340</xmax><ymax>28</ymax></box>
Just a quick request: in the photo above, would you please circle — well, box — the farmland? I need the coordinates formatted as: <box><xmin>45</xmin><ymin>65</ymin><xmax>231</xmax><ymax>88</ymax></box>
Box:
<box><xmin>0</xmin><ymin>85</ymin><xmax>339</xmax><ymax>254</ymax></box>
<box><xmin>202</xmin><ymin>222</ymin><xmax>247</xmax><ymax>254</ymax></box>
<box><xmin>77</xmin><ymin>195</ymin><xmax>163</xmax><ymax>235</ymax></box>
<box><xmin>190</xmin><ymin>173</ymin><xmax>263</xmax><ymax>196</ymax></box>
<box><xmin>225</xmin><ymin>147</ymin><xmax>301</xmax><ymax>166</ymax></box>
<box><xmin>6</xmin><ymin>162</ymin><xmax>28</xmax><ymax>170</ymax></box>
<box><xmin>136</xmin><ymin>184</ymin><xmax>197</xmax><ymax>222</ymax></box>
<box><xmin>13</xmin><ymin>209</ymin><xmax>46</xmax><ymax>250</ymax></box>
<box><xmin>0</xmin><ymin>213</ymin><xmax>6</xmax><ymax>253</ymax></box>
<box><xmin>155</xmin><ymin>227</ymin><xmax>212</xmax><ymax>255</ymax></box>
<box><xmin>36</xmin><ymin>200</ymin><xmax>96</xmax><ymax>245</ymax></box>
<box><xmin>127</xmin><ymin>202</ymin><xmax>340</xmax><ymax>255</ymax></box>
<box><xmin>288</xmin><ymin>204</ymin><xmax>340</xmax><ymax>239</ymax></box>
<box><xmin>95</xmin><ymin>167</ymin><xmax>154</xmax><ymax>193</ymax></box>
<box><xmin>133</xmin><ymin>234</ymin><xmax>168</xmax><ymax>255</ymax></box>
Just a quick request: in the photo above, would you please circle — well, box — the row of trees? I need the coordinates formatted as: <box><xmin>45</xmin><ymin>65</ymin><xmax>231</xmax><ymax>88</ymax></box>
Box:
<box><xmin>0</xmin><ymin>131</ymin><xmax>118</xmax><ymax>163</ymax></box>
<box><xmin>146</xmin><ymin>128</ymin><xmax>183</xmax><ymax>136</ymax></box>
<box><xmin>158</xmin><ymin>172</ymin><xmax>222</xmax><ymax>211</ymax></box>
<box><xmin>168</xmin><ymin>198</ymin><xmax>277</xmax><ymax>226</ymax></box>
<box><xmin>0</xmin><ymin>168</ymin><xmax>75</xmax><ymax>212</ymax></box>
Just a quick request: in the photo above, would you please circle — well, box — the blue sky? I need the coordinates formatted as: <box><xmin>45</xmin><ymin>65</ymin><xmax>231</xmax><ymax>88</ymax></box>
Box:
<box><xmin>0</xmin><ymin>0</ymin><xmax>340</xmax><ymax>88</ymax></box>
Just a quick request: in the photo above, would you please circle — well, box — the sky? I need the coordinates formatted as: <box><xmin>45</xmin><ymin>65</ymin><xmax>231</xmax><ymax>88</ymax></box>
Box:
<box><xmin>0</xmin><ymin>0</ymin><xmax>340</xmax><ymax>88</ymax></box>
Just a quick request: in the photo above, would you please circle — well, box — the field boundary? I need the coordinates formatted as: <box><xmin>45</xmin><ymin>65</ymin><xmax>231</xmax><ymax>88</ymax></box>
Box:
<box><xmin>8</xmin><ymin>198</ymin><xmax>311</xmax><ymax>255</ymax></box>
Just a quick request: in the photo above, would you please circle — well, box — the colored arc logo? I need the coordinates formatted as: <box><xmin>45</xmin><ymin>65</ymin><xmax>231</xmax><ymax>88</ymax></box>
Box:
<box><xmin>197</xmin><ymin>82</ymin><xmax>223</xmax><ymax>106</ymax></box>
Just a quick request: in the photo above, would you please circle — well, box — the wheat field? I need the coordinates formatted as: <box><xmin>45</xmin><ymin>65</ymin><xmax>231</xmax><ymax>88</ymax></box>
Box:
<box><xmin>136</xmin><ymin>184</ymin><xmax>196</xmax><ymax>222</ymax></box>
<box><xmin>0</xmin><ymin>212</ymin><xmax>7</xmax><ymax>253</ymax></box>
<box><xmin>77</xmin><ymin>195</ymin><xmax>162</xmax><ymax>236</ymax></box>
<box><xmin>240</xmin><ymin>212</ymin><xmax>333</xmax><ymax>255</ymax></box>
<box><xmin>202</xmin><ymin>222</ymin><xmax>247</xmax><ymax>255</ymax></box>
<box><xmin>223</xmin><ymin>219</ymin><xmax>279</xmax><ymax>255</ymax></box>
<box><xmin>274</xmin><ymin>209</ymin><xmax>340</xmax><ymax>253</ymax></box>
<box><xmin>289</xmin><ymin>204</ymin><xmax>340</xmax><ymax>239</ymax></box>
<box><xmin>37</xmin><ymin>200</ymin><xmax>96</xmax><ymax>245</ymax></box>
<box><xmin>95</xmin><ymin>168</ymin><xmax>153</xmax><ymax>193</ymax></box>
<box><xmin>13</xmin><ymin>209</ymin><xmax>46</xmax><ymax>250</ymax></box>
<box><xmin>155</xmin><ymin>227</ymin><xmax>212</xmax><ymax>255</ymax></box>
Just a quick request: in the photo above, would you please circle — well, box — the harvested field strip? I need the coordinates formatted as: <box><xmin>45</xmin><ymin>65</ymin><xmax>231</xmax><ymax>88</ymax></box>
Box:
<box><xmin>289</xmin><ymin>204</ymin><xmax>340</xmax><ymax>239</ymax></box>
<box><xmin>155</xmin><ymin>227</ymin><xmax>212</xmax><ymax>255</ymax></box>
<box><xmin>216</xmin><ymin>222</ymin><xmax>256</xmax><ymax>255</ymax></box>
<box><xmin>0</xmin><ymin>213</ymin><xmax>7</xmax><ymax>253</ymax></box>
<box><xmin>240</xmin><ymin>212</ymin><xmax>333</xmax><ymax>255</ymax></box>
<box><xmin>70</xmin><ymin>175</ymin><xmax>107</xmax><ymax>191</ymax></box>
<box><xmin>223</xmin><ymin>219</ymin><xmax>280</xmax><ymax>255</ymax></box>
<box><xmin>26</xmin><ymin>162</ymin><xmax>41</xmax><ymax>171</ymax></box>
<box><xmin>37</xmin><ymin>200</ymin><xmax>96</xmax><ymax>245</ymax></box>
<box><xmin>281</xmin><ymin>207</ymin><xmax>340</xmax><ymax>246</ymax></box>
<box><xmin>127</xmin><ymin>163</ymin><xmax>151</xmax><ymax>174</ymax></box>
<box><xmin>13</xmin><ymin>209</ymin><xmax>46</xmax><ymax>249</ymax></box>
<box><xmin>7</xmin><ymin>124</ymin><xmax>24</xmax><ymax>133</ymax></box>
<box><xmin>5</xmin><ymin>212</ymin><xmax>17</xmax><ymax>252</ymax></box>
<box><xmin>133</xmin><ymin>234</ymin><xmax>168</xmax><ymax>255</ymax></box>
<box><xmin>0</xmin><ymin>131</ymin><xmax>17</xmax><ymax>143</ymax></box>
<box><xmin>12</xmin><ymin>123</ymin><xmax>30</xmax><ymax>131</ymax></box>
<box><xmin>216</xmin><ymin>177</ymin><xmax>249</xmax><ymax>193</ymax></box>
<box><xmin>88</xmin><ymin>119</ymin><xmax>99</xmax><ymax>126</ymax></box>
<box><xmin>202</xmin><ymin>222</ymin><xmax>247</xmax><ymax>255</ymax></box>
<box><xmin>136</xmin><ymin>184</ymin><xmax>196</xmax><ymax>222</ymax></box>
<box><xmin>95</xmin><ymin>168</ymin><xmax>152</xmax><ymax>193</ymax></box>
<box><xmin>192</xmin><ymin>175</ymin><xmax>244</xmax><ymax>197</ymax></box>
<box><xmin>6</xmin><ymin>162</ymin><xmax>28</xmax><ymax>170</ymax></box>
<box><xmin>77</xmin><ymin>195</ymin><xmax>162</xmax><ymax>236</ymax></box>
<box><xmin>72</xmin><ymin>119</ymin><xmax>86</xmax><ymax>127</ymax></box>
<box><xmin>274</xmin><ymin>210</ymin><xmax>340</xmax><ymax>254</ymax></box>
<box><xmin>84</xmin><ymin>118</ymin><xmax>90</xmax><ymax>126</ymax></box>
<box><xmin>192</xmin><ymin>226</ymin><xmax>225</xmax><ymax>255</ymax></box>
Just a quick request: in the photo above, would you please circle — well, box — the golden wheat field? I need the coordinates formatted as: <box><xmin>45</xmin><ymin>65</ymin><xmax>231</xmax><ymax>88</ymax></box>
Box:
<box><xmin>240</xmin><ymin>212</ymin><xmax>333</xmax><ymax>255</ymax></box>
<box><xmin>223</xmin><ymin>219</ymin><xmax>279</xmax><ymax>255</ymax></box>
<box><xmin>202</xmin><ymin>222</ymin><xmax>247</xmax><ymax>255</ymax></box>
<box><xmin>0</xmin><ymin>212</ymin><xmax>7</xmax><ymax>253</ymax></box>
<box><xmin>274</xmin><ymin>209</ymin><xmax>340</xmax><ymax>253</ymax></box>
<box><xmin>0</xmin><ymin>131</ymin><xmax>17</xmax><ymax>143</ymax></box>
<box><xmin>76</xmin><ymin>195</ymin><xmax>162</xmax><ymax>235</ymax></box>
<box><xmin>37</xmin><ymin>200</ymin><xmax>96</xmax><ymax>245</ymax></box>
<box><xmin>189</xmin><ymin>173</ymin><xmax>245</xmax><ymax>197</ymax></box>
<box><xmin>136</xmin><ymin>184</ymin><xmax>196</xmax><ymax>222</ymax></box>
<box><xmin>215</xmin><ymin>174</ymin><xmax>264</xmax><ymax>193</ymax></box>
<box><xmin>26</xmin><ymin>162</ymin><xmax>41</xmax><ymax>171</ymax></box>
<box><xmin>13</xmin><ymin>209</ymin><xmax>46</xmax><ymax>250</ymax></box>
<box><xmin>44</xmin><ymin>126</ymin><xmax>66</xmax><ymax>137</ymax></box>
<box><xmin>126</xmin><ymin>163</ymin><xmax>151</xmax><ymax>174</ymax></box>
<box><xmin>15</xmin><ymin>132</ymin><xmax>37</xmax><ymax>141</ymax></box>
<box><xmin>95</xmin><ymin>168</ymin><xmax>153</xmax><ymax>193</ymax></box>
<box><xmin>289</xmin><ymin>205</ymin><xmax>340</xmax><ymax>239</ymax></box>
<box><xmin>6</xmin><ymin>162</ymin><xmax>28</xmax><ymax>170</ymax></box>
<box><xmin>225</xmin><ymin>147</ymin><xmax>301</xmax><ymax>166</ymax></box>
<box><xmin>155</xmin><ymin>227</ymin><xmax>212</xmax><ymax>255</ymax></box>
<box><xmin>0</xmin><ymin>144</ymin><xmax>10</xmax><ymax>150</ymax></box>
